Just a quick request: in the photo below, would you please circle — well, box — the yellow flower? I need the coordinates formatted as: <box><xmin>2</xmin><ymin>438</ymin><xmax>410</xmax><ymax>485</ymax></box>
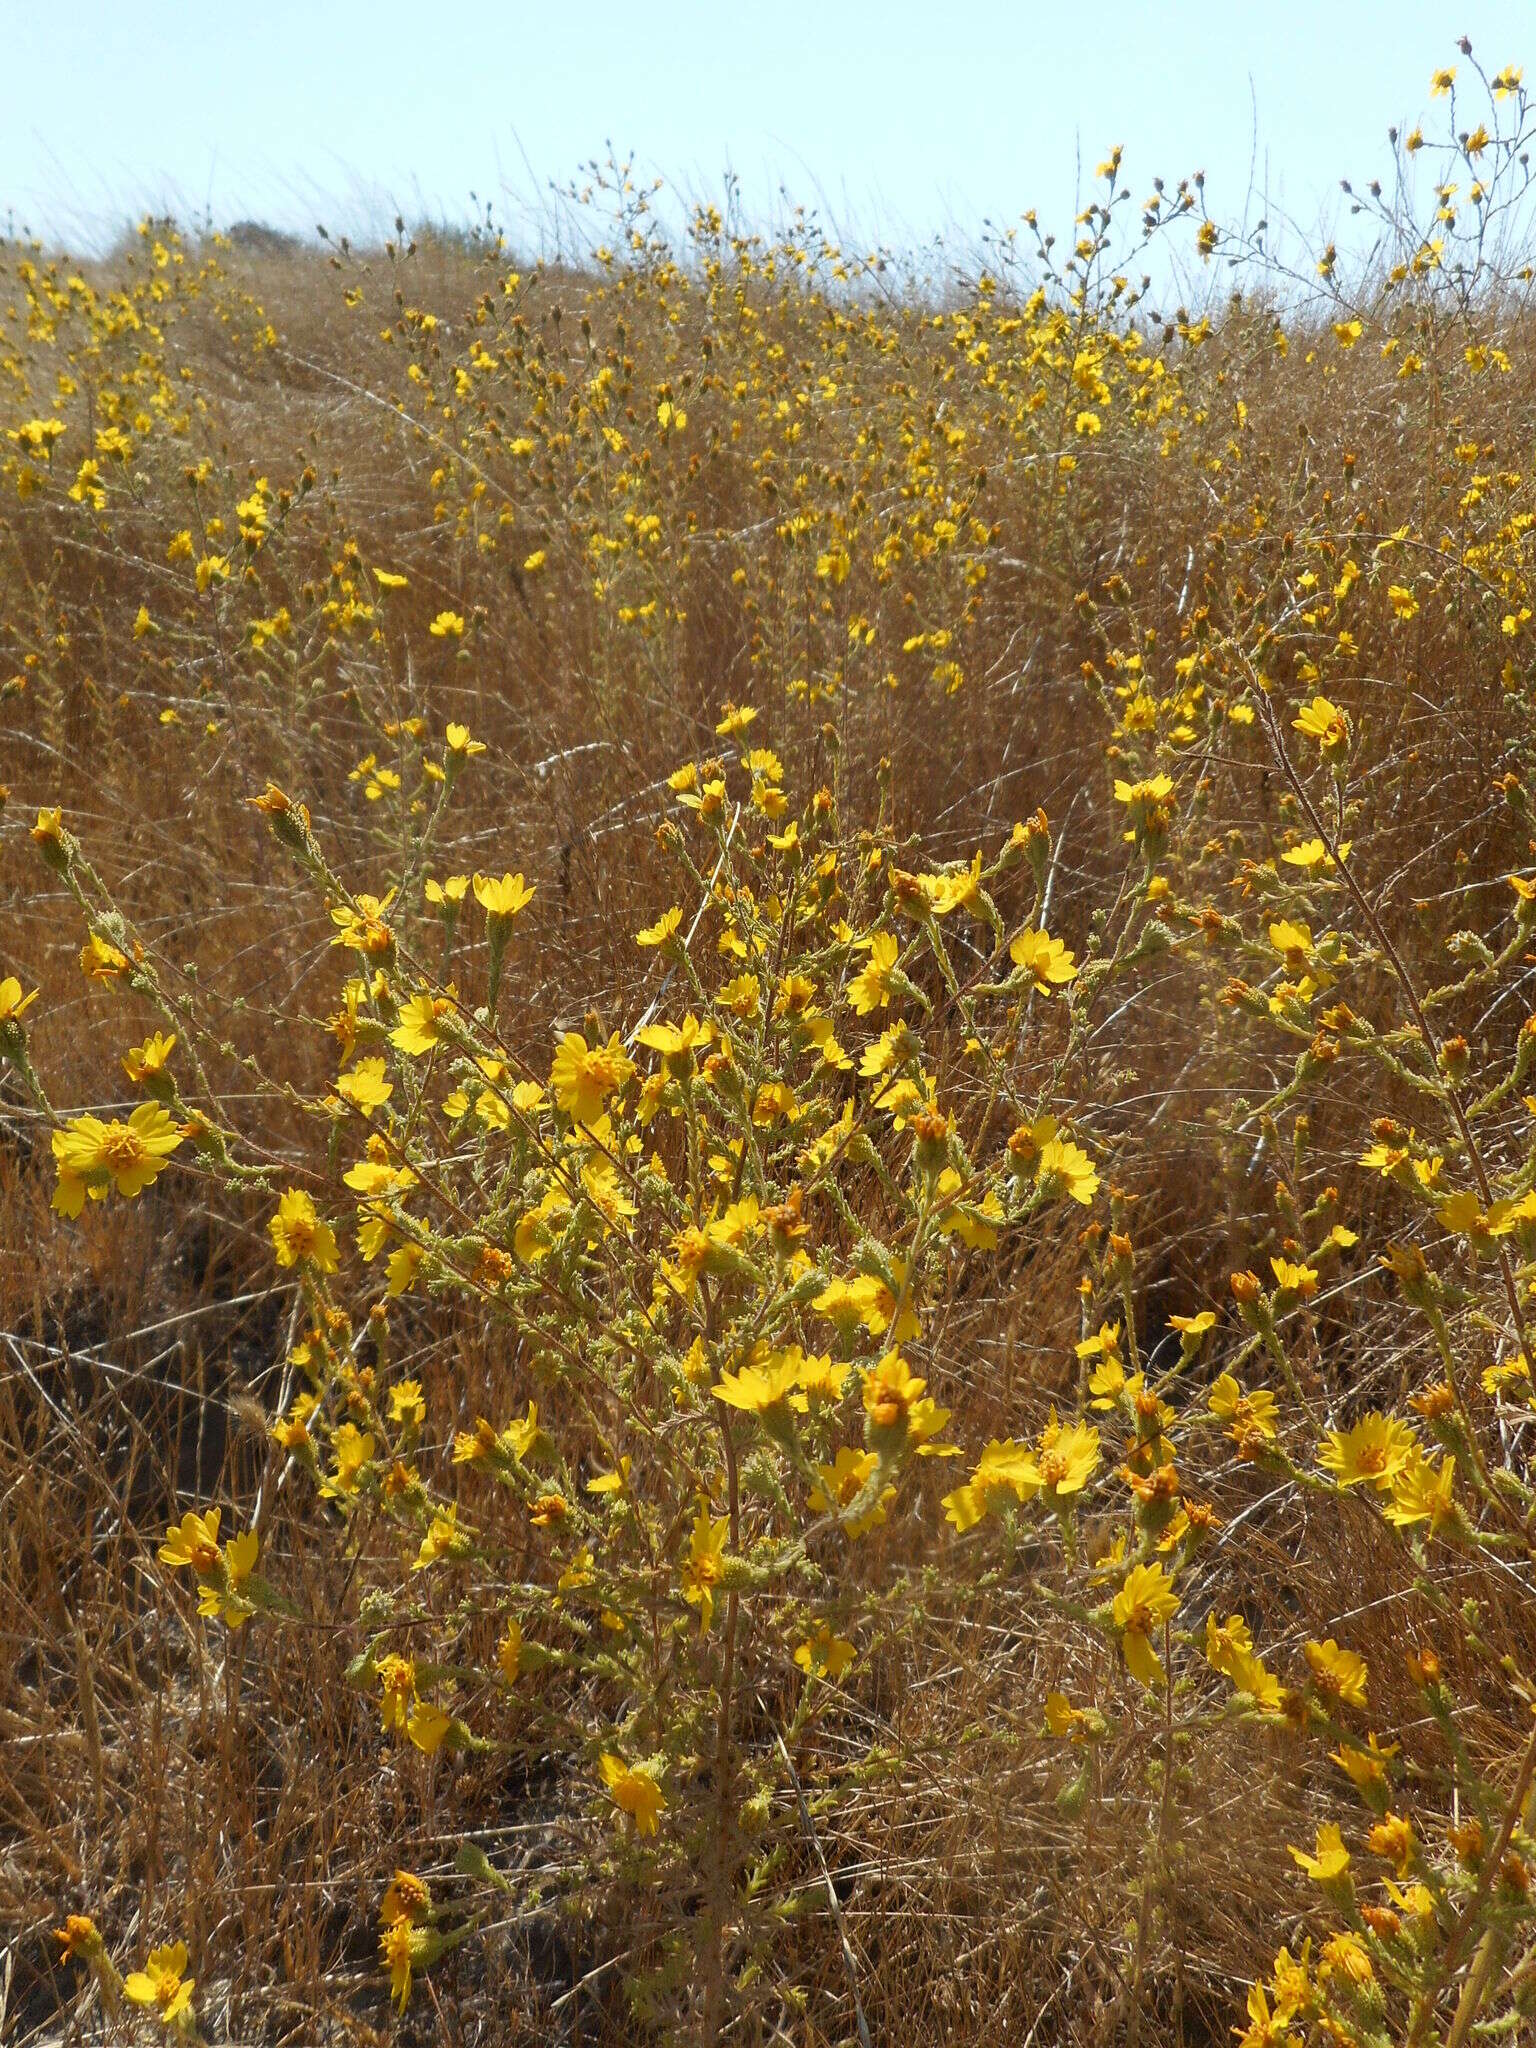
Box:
<box><xmin>1267</xmin><ymin>918</ymin><xmax>1313</xmax><ymax>967</ymax></box>
<box><xmin>381</xmin><ymin>1916</ymin><xmax>417</xmax><ymax>2010</ymax></box>
<box><xmin>809</xmin><ymin>1445</ymin><xmax>895</xmax><ymax>1536</ymax></box>
<box><xmin>599</xmin><ymin>1751</ymin><xmax>666</xmax><ymax>1834</ymax></box>
<box><xmin>377</xmin><ymin>1652</ymin><xmax>417</xmax><ymax>1733</ymax></box>
<box><xmin>1204</xmin><ymin>1612</ymin><xmax>1283</xmax><ymax>1713</ymax></box>
<box><xmin>1021</xmin><ymin>1412</ymin><xmax>1101</xmax><ymax>1503</ymax></box>
<box><xmin>713</xmin><ymin>1352</ymin><xmax>803</xmax><ymax>1417</ymax></box>
<box><xmin>1383</xmin><ymin>1449</ymin><xmax>1458</xmax><ymax>1533</ymax></box>
<box><xmin>1290</xmin><ymin>1822</ymin><xmax>1350</xmax><ymax>1882</ymax></box>
<box><xmin>124</xmin><ymin>1942</ymin><xmax>194</xmax><ymax>2024</ymax></box>
<box><xmin>52</xmin><ymin>1102</ymin><xmax>184</xmax><ymax>1215</ymax></box>
<box><xmin>54</xmin><ymin>1911</ymin><xmax>104</xmax><ymax>1962</ymax></box>
<box><xmin>942</xmin><ymin>1436</ymin><xmax>1037</xmax><ymax>1531</ymax></box>
<box><xmin>473</xmin><ymin>871</ymin><xmax>535</xmax><ymax>918</ymax></box>
<box><xmin>322</xmin><ymin>1422</ymin><xmax>375</xmax><ymax>1499</ymax></box>
<box><xmin>1367</xmin><ymin>1811</ymin><xmax>1417</xmax><ymax>1875</ymax></box>
<box><xmin>1034</xmin><ymin>1133</ymin><xmax>1099</xmax><ymax>1205</ymax></box>
<box><xmin>80</xmin><ymin>930</ymin><xmax>131</xmax><ymax>981</ymax></box>
<box><xmin>847</xmin><ymin>931</ymin><xmax>900</xmax><ymax>1015</ymax></box>
<box><xmin>550</xmin><ymin>1031</ymin><xmax>634</xmax><ymax>1125</ymax></box>
<box><xmin>1009</xmin><ymin>926</ymin><xmax>1077</xmax><ymax>993</ymax></box>
<box><xmin>1319</xmin><ymin>1412</ymin><xmax>1416</xmax><ymax>1490</ymax></box>
<box><xmin>335</xmin><ymin>1057</ymin><xmax>392</xmax><ymax>1115</ymax></box>
<box><xmin>269</xmin><ymin>1187</ymin><xmax>340</xmax><ymax>1271</ymax></box>
<box><xmin>794</xmin><ymin>1623</ymin><xmax>856</xmax><ymax>1680</ymax></box>
<box><xmin>198</xmin><ymin>1527</ymin><xmax>259</xmax><ymax>1625</ymax></box>
<box><xmin>636</xmin><ymin>905</ymin><xmax>682</xmax><ymax>947</ymax></box>
<box><xmin>407</xmin><ymin>1700</ymin><xmax>451</xmax><ymax>1754</ymax></box>
<box><xmin>1281</xmin><ymin>836</ymin><xmax>1348</xmax><ymax>872</ymax></box>
<box><xmin>428</xmin><ymin>609</ymin><xmax>465</xmax><ymax>637</ymax></box>
<box><xmin>1270</xmin><ymin>1255</ymin><xmax>1318</xmax><ymax>1300</ymax></box>
<box><xmin>414</xmin><ymin>1503</ymin><xmax>468</xmax><ymax>1571</ymax></box>
<box><xmin>0</xmin><ymin>975</ymin><xmax>39</xmax><ymax>1022</ymax></box>
<box><xmin>1113</xmin><ymin>772</ymin><xmax>1175</xmax><ymax>815</ymax></box>
<box><xmin>1304</xmin><ymin>1637</ymin><xmax>1368</xmax><ymax>1709</ymax></box>
<box><xmin>391</xmin><ymin>989</ymin><xmax>449</xmax><ymax>1055</ymax></box>
<box><xmin>390</xmin><ymin>1379</ymin><xmax>426</xmax><ymax>1428</ymax></box>
<box><xmin>7</xmin><ymin>415</ymin><xmax>67</xmax><ymax>454</ymax></box>
<box><xmin>861</xmin><ymin>1347</ymin><xmax>927</xmax><ymax>1435</ymax></box>
<box><xmin>425</xmin><ymin>874</ymin><xmax>470</xmax><ymax>909</ymax></box>
<box><xmin>586</xmin><ymin>1455</ymin><xmax>631</xmax><ymax>1496</ymax></box>
<box><xmin>1292</xmin><ymin>695</ymin><xmax>1348</xmax><ymax>748</ymax></box>
<box><xmin>682</xmin><ymin>1502</ymin><xmax>729</xmax><ymax>1630</ymax></box>
<box><xmin>636</xmin><ymin>1012</ymin><xmax>714</xmax><ymax>1065</ymax></box>
<box><xmin>158</xmin><ymin>1507</ymin><xmax>223</xmax><ymax>1575</ymax></box>
<box><xmin>330</xmin><ymin>891</ymin><xmax>396</xmax><ymax>955</ymax></box>
<box><xmin>1208</xmin><ymin>1373</ymin><xmax>1278</xmax><ymax>1450</ymax></box>
<box><xmin>122</xmin><ymin>1031</ymin><xmax>176</xmax><ymax>1084</ymax></box>
<box><xmin>1332</xmin><ymin>1731</ymin><xmax>1398</xmax><ymax>1795</ymax></box>
<box><xmin>498</xmin><ymin>1617</ymin><xmax>524</xmax><ymax>1683</ymax></box>
<box><xmin>1112</xmin><ymin>1561</ymin><xmax>1179</xmax><ymax>1686</ymax></box>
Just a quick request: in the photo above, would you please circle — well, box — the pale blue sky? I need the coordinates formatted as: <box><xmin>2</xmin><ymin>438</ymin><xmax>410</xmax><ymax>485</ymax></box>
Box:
<box><xmin>3</xmin><ymin>3</ymin><xmax>1533</xmax><ymax>257</ymax></box>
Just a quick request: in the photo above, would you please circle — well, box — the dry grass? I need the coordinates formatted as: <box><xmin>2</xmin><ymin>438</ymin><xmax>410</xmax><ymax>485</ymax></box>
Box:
<box><xmin>5</xmin><ymin>112</ymin><xmax>1536</xmax><ymax>2044</ymax></box>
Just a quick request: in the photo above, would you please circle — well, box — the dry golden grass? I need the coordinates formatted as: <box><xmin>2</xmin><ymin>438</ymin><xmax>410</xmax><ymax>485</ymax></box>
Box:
<box><xmin>7</xmin><ymin>88</ymin><xmax>1536</xmax><ymax>2045</ymax></box>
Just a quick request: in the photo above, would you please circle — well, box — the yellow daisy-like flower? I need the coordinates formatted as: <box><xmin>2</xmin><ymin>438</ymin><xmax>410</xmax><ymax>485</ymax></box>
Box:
<box><xmin>1009</xmin><ymin>926</ymin><xmax>1077</xmax><ymax>993</ymax></box>
<box><xmin>1021</xmin><ymin>1412</ymin><xmax>1101</xmax><ymax>1503</ymax></box>
<box><xmin>682</xmin><ymin>1502</ymin><xmax>729</xmax><ymax>1631</ymax></box>
<box><xmin>124</xmin><ymin>1941</ymin><xmax>194</xmax><ymax>2025</ymax></box>
<box><xmin>635</xmin><ymin>905</ymin><xmax>683</xmax><ymax>948</ymax></box>
<box><xmin>599</xmin><ymin>1751</ymin><xmax>667</xmax><ymax>1835</ymax></box>
<box><xmin>158</xmin><ymin>1507</ymin><xmax>223</xmax><ymax>1575</ymax></box>
<box><xmin>330</xmin><ymin>891</ymin><xmax>395</xmax><ymax>955</ymax></box>
<box><xmin>1034</xmin><ymin>1133</ymin><xmax>1099</xmax><ymax>1205</ymax></box>
<box><xmin>1319</xmin><ymin>1412</ymin><xmax>1416</xmax><ymax>1490</ymax></box>
<box><xmin>1304</xmin><ymin>1637</ymin><xmax>1368</xmax><ymax>1709</ymax></box>
<box><xmin>942</xmin><ymin>1436</ymin><xmax>1038</xmax><ymax>1532</ymax></box>
<box><xmin>1290</xmin><ymin>1822</ymin><xmax>1351</xmax><ymax>1883</ymax></box>
<box><xmin>809</xmin><ymin>1446</ymin><xmax>895</xmax><ymax>1536</ymax></box>
<box><xmin>80</xmin><ymin>931</ymin><xmax>131</xmax><ymax>981</ymax></box>
<box><xmin>198</xmin><ymin>1527</ymin><xmax>259</xmax><ymax>1626</ymax></box>
<box><xmin>380</xmin><ymin>1916</ymin><xmax>419</xmax><ymax>2011</ymax></box>
<box><xmin>322</xmin><ymin>1422</ymin><xmax>375</xmax><ymax>1499</ymax></box>
<box><xmin>1292</xmin><ymin>695</ymin><xmax>1348</xmax><ymax>749</ymax></box>
<box><xmin>268</xmin><ymin>1187</ymin><xmax>340</xmax><ymax>1272</ymax></box>
<box><xmin>847</xmin><ymin>931</ymin><xmax>900</xmax><ymax>1015</ymax></box>
<box><xmin>549</xmin><ymin>1031</ymin><xmax>634</xmax><ymax>1125</ymax></box>
<box><xmin>794</xmin><ymin>1623</ymin><xmax>856</xmax><ymax>1680</ymax></box>
<box><xmin>121</xmin><ymin>1031</ymin><xmax>176</xmax><ymax>1084</ymax></box>
<box><xmin>52</xmin><ymin>1102</ymin><xmax>184</xmax><ymax>1216</ymax></box>
<box><xmin>334</xmin><ymin>1057</ymin><xmax>392</xmax><ymax>1116</ymax></box>
<box><xmin>391</xmin><ymin>989</ymin><xmax>450</xmax><ymax>1055</ymax></box>
<box><xmin>713</xmin><ymin>1352</ymin><xmax>804</xmax><ymax>1417</ymax></box>
<box><xmin>473</xmin><ymin>871</ymin><xmax>535</xmax><ymax>918</ymax></box>
<box><xmin>428</xmin><ymin>609</ymin><xmax>465</xmax><ymax>637</ymax></box>
<box><xmin>1112</xmin><ymin>1560</ymin><xmax>1179</xmax><ymax>1687</ymax></box>
<box><xmin>0</xmin><ymin>975</ymin><xmax>39</xmax><ymax>1023</ymax></box>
